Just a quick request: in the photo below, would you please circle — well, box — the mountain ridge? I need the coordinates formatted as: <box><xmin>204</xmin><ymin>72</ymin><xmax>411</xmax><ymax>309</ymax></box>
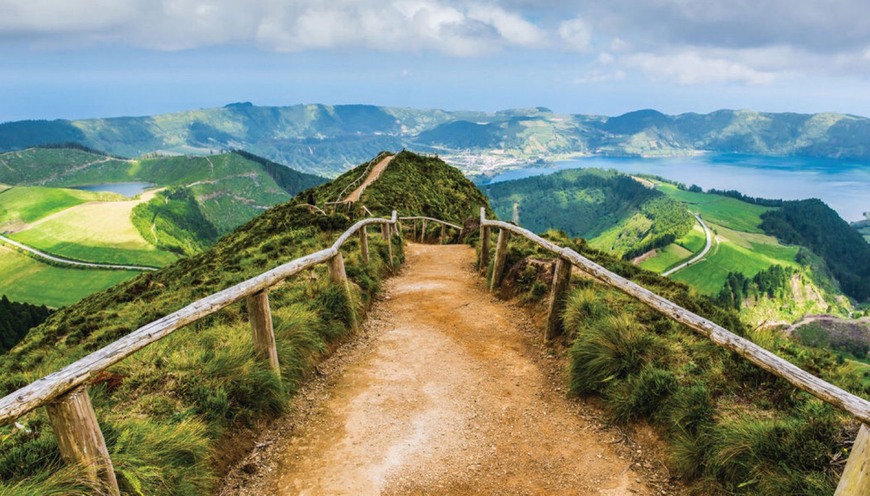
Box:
<box><xmin>3</xmin><ymin>103</ymin><xmax>870</xmax><ymax>176</ymax></box>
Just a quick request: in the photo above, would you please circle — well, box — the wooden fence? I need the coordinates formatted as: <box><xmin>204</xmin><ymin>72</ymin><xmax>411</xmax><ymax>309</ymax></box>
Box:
<box><xmin>479</xmin><ymin>207</ymin><xmax>869</xmax><ymax>495</ymax></box>
<box><xmin>398</xmin><ymin>216</ymin><xmax>463</xmax><ymax>245</ymax></box>
<box><xmin>0</xmin><ymin>211</ymin><xmax>399</xmax><ymax>495</ymax></box>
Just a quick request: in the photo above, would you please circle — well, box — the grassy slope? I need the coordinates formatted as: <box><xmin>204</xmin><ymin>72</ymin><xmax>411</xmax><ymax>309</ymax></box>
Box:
<box><xmin>8</xmin><ymin>191</ymin><xmax>177</xmax><ymax>267</ymax></box>
<box><xmin>640</xmin><ymin>182</ymin><xmax>801</xmax><ymax>295</ymax></box>
<box><xmin>493</xmin><ymin>231</ymin><xmax>866</xmax><ymax>495</ymax></box>
<box><xmin>657</xmin><ymin>182</ymin><xmax>772</xmax><ymax>233</ymax></box>
<box><xmin>0</xmin><ymin>148</ymin><xmax>130</xmax><ymax>185</ymax></box>
<box><xmin>639</xmin><ymin>243</ymin><xmax>692</xmax><ymax>273</ymax></box>
<box><xmin>484</xmin><ymin>169</ymin><xmax>692</xmax><ymax>258</ymax></box>
<box><xmin>672</xmin><ymin>226</ymin><xmax>800</xmax><ymax>295</ymax></box>
<box><xmin>0</xmin><ymin>151</ymin><xmax>486</xmax><ymax>495</ymax></box>
<box><xmin>0</xmin><ymin>186</ymin><xmax>120</xmax><ymax>229</ymax></box>
<box><xmin>0</xmin><ymin>150</ymin><xmax>324</xmax><ymax>306</ymax></box>
<box><xmin>0</xmin><ymin>245</ymin><xmax>137</xmax><ymax>308</ymax></box>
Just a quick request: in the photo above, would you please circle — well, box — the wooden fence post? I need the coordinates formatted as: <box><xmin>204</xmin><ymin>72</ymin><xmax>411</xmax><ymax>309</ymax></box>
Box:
<box><xmin>45</xmin><ymin>387</ymin><xmax>120</xmax><ymax>496</ymax></box>
<box><xmin>440</xmin><ymin>224</ymin><xmax>445</xmax><ymax>245</ymax></box>
<box><xmin>412</xmin><ymin>221</ymin><xmax>417</xmax><ymax>242</ymax></box>
<box><xmin>545</xmin><ymin>257</ymin><xmax>572</xmax><ymax>340</ymax></box>
<box><xmin>836</xmin><ymin>424</ymin><xmax>870</xmax><ymax>495</ymax></box>
<box><xmin>490</xmin><ymin>229</ymin><xmax>510</xmax><ymax>291</ymax></box>
<box><xmin>479</xmin><ymin>208</ymin><xmax>490</xmax><ymax>271</ymax></box>
<box><xmin>359</xmin><ymin>226</ymin><xmax>369</xmax><ymax>264</ymax></box>
<box><xmin>246</xmin><ymin>290</ymin><xmax>280</xmax><ymax>375</ymax></box>
<box><xmin>327</xmin><ymin>252</ymin><xmax>356</xmax><ymax>329</ymax></box>
<box><xmin>381</xmin><ymin>223</ymin><xmax>393</xmax><ymax>268</ymax></box>
<box><xmin>421</xmin><ymin>220</ymin><xmax>427</xmax><ymax>243</ymax></box>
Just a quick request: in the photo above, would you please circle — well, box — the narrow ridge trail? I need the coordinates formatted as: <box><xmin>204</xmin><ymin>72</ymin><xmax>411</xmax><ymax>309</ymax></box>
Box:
<box><xmin>344</xmin><ymin>154</ymin><xmax>393</xmax><ymax>203</ymax></box>
<box><xmin>223</xmin><ymin>243</ymin><xmax>657</xmax><ymax>495</ymax></box>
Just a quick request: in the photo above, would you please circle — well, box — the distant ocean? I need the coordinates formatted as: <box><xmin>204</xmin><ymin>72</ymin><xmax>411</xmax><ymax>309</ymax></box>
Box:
<box><xmin>483</xmin><ymin>154</ymin><xmax>870</xmax><ymax>222</ymax></box>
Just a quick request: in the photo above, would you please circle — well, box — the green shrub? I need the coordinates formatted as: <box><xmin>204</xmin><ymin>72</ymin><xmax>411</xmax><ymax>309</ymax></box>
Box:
<box><xmin>568</xmin><ymin>314</ymin><xmax>657</xmax><ymax>395</ymax></box>
<box><xmin>562</xmin><ymin>287</ymin><xmax>608</xmax><ymax>336</ymax></box>
<box><xmin>607</xmin><ymin>365</ymin><xmax>678</xmax><ymax>423</ymax></box>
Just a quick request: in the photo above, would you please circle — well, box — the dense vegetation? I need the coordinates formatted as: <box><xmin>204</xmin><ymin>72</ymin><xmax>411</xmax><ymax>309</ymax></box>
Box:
<box><xmin>0</xmin><ymin>151</ymin><xmax>480</xmax><ymax>495</ymax></box>
<box><xmin>131</xmin><ymin>188</ymin><xmax>219</xmax><ymax>256</ymax></box>
<box><xmin>0</xmin><ymin>296</ymin><xmax>50</xmax><ymax>354</ymax></box>
<box><xmin>487</xmin><ymin>230</ymin><xmax>866</xmax><ymax>495</ymax></box>
<box><xmin>716</xmin><ymin>265</ymin><xmax>794</xmax><ymax>310</ymax></box>
<box><xmin>231</xmin><ymin>150</ymin><xmax>325</xmax><ymax>195</ymax></box>
<box><xmin>315</xmin><ymin>150</ymin><xmax>492</xmax><ymax>223</ymax></box>
<box><xmin>760</xmin><ymin>199</ymin><xmax>870</xmax><ymax>302</ymax></box>
<box><xmin>483</xmin><ymin>169</ymin><xmax>693</xmax><ymax>258</ymax></box>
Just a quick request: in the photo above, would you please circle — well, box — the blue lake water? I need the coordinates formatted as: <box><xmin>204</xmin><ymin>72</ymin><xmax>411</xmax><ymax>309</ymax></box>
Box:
<box><xmin>71</xmin><ymin>182</ymin><xmax>153</xmax><ymax>198</ymax></box>
<box><xmin>482</xmin><ymin>154</ymin><xmax>870</xmax><ymax>222</ymax></box>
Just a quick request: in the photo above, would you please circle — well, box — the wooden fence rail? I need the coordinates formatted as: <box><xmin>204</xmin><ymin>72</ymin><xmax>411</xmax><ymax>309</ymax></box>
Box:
<box><xmin>0</xmin><ymin>211</ymin><xmax>398</xmax><ymax>495</ymax></box>
<box><xmin>398</xmin><ymin>216</ymin><xmax>463</xmax><ymax>244</ymax></box>
<box><xmin>479</xmin><ymin>207</ymin><xmax>870</xmax><ymax>495</ymax></box>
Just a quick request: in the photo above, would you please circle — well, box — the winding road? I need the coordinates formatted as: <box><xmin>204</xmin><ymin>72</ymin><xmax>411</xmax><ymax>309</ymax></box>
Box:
<box><xmin>0</xmin><ymin>234</ymin><xmax>157</xmax><ymax>271</ymax></box>
<box><xmin>662</xmin><ymin>214</ymin><xmax>713</xmax><ymax>277</ymax></box>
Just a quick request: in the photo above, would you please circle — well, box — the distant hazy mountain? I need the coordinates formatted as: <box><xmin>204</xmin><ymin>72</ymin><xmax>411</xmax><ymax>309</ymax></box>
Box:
<box><xmin>2</xmin><ymin>103</ymin><xmax>869</xmax><ymax>176</ymax></box>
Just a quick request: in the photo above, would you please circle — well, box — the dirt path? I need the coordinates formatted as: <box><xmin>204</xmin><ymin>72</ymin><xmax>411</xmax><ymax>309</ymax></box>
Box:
<box><xmin>344</xmin><ymin>155</ymin><xmax>393</xmax><ymax>203</ymax></box>
<box><xmin>222</xmin><ymin>243</ymin><xmax>659</xmax><ymax>495</ymax></box>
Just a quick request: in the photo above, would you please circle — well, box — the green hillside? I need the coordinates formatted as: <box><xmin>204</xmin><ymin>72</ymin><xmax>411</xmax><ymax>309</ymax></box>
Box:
<box><xmin>0</xmin><ymin>147</ymin><xmax>327</xmax><ymax>307</ymax></box>
<box><xmin>4</xmin><ymin>104</ymin><xmax>870</xmax><ymax>176</ymax></box>
<box><xmin>483</xmin><ymin>169</ymin><xmax>693</xmax><ymax>258</ymax></box>
<box><xmin>0</xmin><ymin>245</ymin><xmax>138</xmax><ymax>307</ymax></box>
<box><xmin>761</xmin><ymin>199</ymin><xmax>870</xmax><ymax>302</ymax></box>
<box><xmin>489</xmin><ymin>229</ymin><xmax>866</xmax><ymax>495</ymax></box>
<box><xmin>0</xmin><ymin>186</ymin><xmax>121</xmax><ymax>230</ymax></box>
<box><xmin>0</xmin><ymin>151</ymin><xmax>488</xmax><ymax>495</ymax></box>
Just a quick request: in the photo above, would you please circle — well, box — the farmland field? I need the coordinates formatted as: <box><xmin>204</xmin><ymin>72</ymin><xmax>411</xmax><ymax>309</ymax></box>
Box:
<box><xmin>0</xmin><ymin>245</ymin><xmax>138</xmax><ymax>307</ymax></box>
<box><xmin>0</xmin><ymin>186</ymin><xmax>119</xmax><ymax>230</ymax></box>
<box><xmin>638</xmin><ymin>243</ymin><xmax>692</xmax><ymax>273</ymax></box>
<box><xmin>7</xmin><ymin>189</ymin><xmax>177</xmax><ymax>267</ymax></box>
<box><xmin>655</xmin><ymin>182</ymin><xmax>772</xmax><ymax>233</ymax></box>
<box><xmin>670</xmin><ymin>224</ymin><xmax>800</xmax><ymax>294</ymax></box>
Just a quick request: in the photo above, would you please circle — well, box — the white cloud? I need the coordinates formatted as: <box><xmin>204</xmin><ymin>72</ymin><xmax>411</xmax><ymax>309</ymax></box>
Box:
<box><xmin>623</xmin><ymin>51</ymin><xmax>777</xmax><ymax>85</ymax></box>
<box><xmin>558</xmin><ymin>17</ymin><xmax>591</xmax><ymax>52</ymax></box>
<box><xmin>0</xmin><ymin>0</ymin><xmax>547</xmax><ymax>56</ymax></box>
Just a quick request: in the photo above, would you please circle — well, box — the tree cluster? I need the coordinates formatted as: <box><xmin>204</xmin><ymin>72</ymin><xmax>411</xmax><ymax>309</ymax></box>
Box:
<box><xmin>761</xmin><ymin>199</ymin><xmax>870</xmax><ymax>302</ymax></box>
<box><xmin>0</xmin><ymin>295</ymin><xmax>50</xmax><ymax>353</ymax></box>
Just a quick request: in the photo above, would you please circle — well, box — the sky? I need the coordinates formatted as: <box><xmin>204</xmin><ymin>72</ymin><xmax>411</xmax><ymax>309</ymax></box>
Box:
<box><xmin>3</xmin><ymin>0</ymin><xmax>870</xmax><ymax>122</ymax></box>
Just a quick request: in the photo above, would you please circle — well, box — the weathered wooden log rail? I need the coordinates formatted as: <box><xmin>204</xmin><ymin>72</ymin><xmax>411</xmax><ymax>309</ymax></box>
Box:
<box><xmin>479</xmin><ymin>207</ymin><xmax>870</xmax><ymax>495</ymax></box>
<box><xmin>398</xmin><ymin>216</ymin><xmax>462</xmax><ymax>244</ymax></box>
<box><xmin>0</xmin><ymin>211</ymin><xmax>399</xmax><ymax>495</ymax></box>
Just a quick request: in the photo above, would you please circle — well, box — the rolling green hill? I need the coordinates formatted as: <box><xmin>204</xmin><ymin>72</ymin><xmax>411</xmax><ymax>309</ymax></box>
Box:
<box><xmin>483</xmin><ymin>169</ymin><xmax>694</xmax><ymax>258</ymax></box>
<box><xmin>483</xmin><ymin>170</ymin><xmax>856</xmax><ymax>325</ymax></box>
<box><xmin>3</xmin><ymin>104</ymin><xmax>870</xmax><ymax>176</ymax></box>
<box><xmin>0</xmin><ymin>147</ymin><xmax>327</xmax><ymax>307</ymax></box>
<box><xmin>0</xmin><ymin>151</ymin><xmax>488</xmax><ymax>495</ymax></box>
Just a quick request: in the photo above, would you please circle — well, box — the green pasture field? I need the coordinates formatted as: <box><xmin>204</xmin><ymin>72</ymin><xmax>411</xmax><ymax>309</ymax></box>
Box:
<box><xmin>8</xmin><ymin>191</ymin><xmax>177</xmax><ymax>267</ymax></box>
<box><xmin>655</xmin><ymin>181</ymin><xmax>772</xmax><ymax>233</ymax></box>
<box><xmin>638</xmin><ymin>243</ymin><xmax>692</xmax><ymax>273</ymax></box>
<box><xmin>670</xmin><ymin>222</ymin><xmax>800</xmax><ymax>294</ymax></box>
<box><xmin>0</xmin><ymin>186</ymin><xmax>119</xmax><ymax>229</ymax></box>
<box><xmin>0</xmin><ymin>245</ymin><xmax>138</xmax><ymax>307</ymax></box>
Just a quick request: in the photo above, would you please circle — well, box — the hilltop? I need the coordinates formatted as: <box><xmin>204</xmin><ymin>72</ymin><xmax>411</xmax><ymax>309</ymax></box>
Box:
<box><xmin>3</xmin><ymin>104</ymin><xmax>870</xmax><ymax>176</ymax></box>
<box><xmin>0</xmin><ymin>151</ymin><xmax>488</xmax><ymax>495</ymax></box>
